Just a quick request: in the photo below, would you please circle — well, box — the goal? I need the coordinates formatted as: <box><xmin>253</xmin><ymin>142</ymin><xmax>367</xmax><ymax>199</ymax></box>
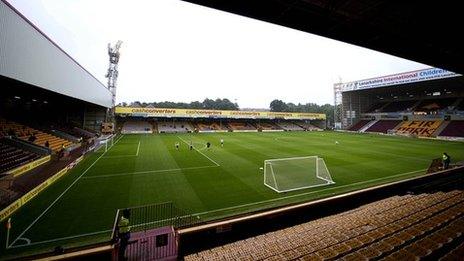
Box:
<box><xmin>95</xmin><ymin>135</ymin><xmax>114</xmax><ymax>152</ymax></box>
<box><xmin>263</xmin><ymin>156</ymin><xmax>334</xmax><ymax>193</ymax></box>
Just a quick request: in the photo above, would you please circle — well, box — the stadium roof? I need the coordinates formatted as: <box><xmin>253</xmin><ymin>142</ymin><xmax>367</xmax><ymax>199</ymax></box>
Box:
<box><xmin>0</xmin><ymin>0</ymin><xmax>112</xmax><ymax>108</ymax></box>
<box><xmin>115</xmin><ymin>106</ymin><xmax>326</xmax><ymax>120</ymax></box>
<box><xmin>337</xmin><ymin>68</ymin><xmax>461</xmax><ymax>93</ymax></box>
<box><xmin>182</xmin><ymin>0</ymin><xmax>464</xmax><ymax>74</ymax></box>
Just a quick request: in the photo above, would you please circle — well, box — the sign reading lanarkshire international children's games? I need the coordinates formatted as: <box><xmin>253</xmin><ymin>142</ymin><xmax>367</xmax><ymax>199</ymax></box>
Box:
<box><xmin>337</xmin><ymin>68</ymin><xmax>460</xmax><ymax>92</ymax></box>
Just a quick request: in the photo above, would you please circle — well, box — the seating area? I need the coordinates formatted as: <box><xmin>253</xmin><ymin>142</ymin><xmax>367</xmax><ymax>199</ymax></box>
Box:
<box><xmin>227</xmin><ymin>122</ymin><xmax>257</xmax><ymax>131</ymax></box>
<box><xmin>57</xmin><ymin>126</ymin><xmax>97</xmax><ymax>139</ymax></box>
<box><xmin>366</xmin><ymin>102</ymin><xmax>387</xmax><ymax>113</ymax></box>
<box><xmin>295</xmin><ymin>121</ymin><xmax>322</xmax><ymax>131</ymax></box>
<box><xmin>195</xmin><ymin>122</ymin><xmax>228</xmax><ymax>131</ymax></box>
<box><xmin>365</xmin><ymin>120</ymin><xmax>402</xmax><ymax>134</ymax></box>
<box><xmin>395</xmin><ymin>120</ymin><xmax>443</xmax><ymax>137</ymax></box>
<box><xmin>439</xmin><ymin>121</ymin><xmax>464</xmax><ymax>137</ymax></box>
<box><xmin>348</xmin><ymin>120</ymin><xmax>370</xmax><ymax>131</ymax></box>
<box><xmin>256</xmin><ymin>122</ymin><xmax>281</xmax><ymax>130</ymax></box>
<box><xmin>415</xmin><ymin>98</ymin><xmax>457</xmax><ymax>112</ymax></box>
<box><xmin>121</xmin><ymin>121</ymin><xmax>153</xmax><ymax>134</ymax></box>
<box><xmin>157</xmin><ymin>121</ymin><xmax>193</xmax><ymax>133</ymax></box>
<box><xmin>277</xmin><ymin>122</ymin><xmax>305</xmax><ymax>131</ymax></box>
<box><xmin>0</xmin><ymin>118</ymin><xmax>72</xmax><ymax>152</ymax></box>
<box><xmin>186</xmin><ymin>179</ymin><xmax>464</xmax><ymax>260</ymax></box>
<box><xmin>381</xmin><ymin>100</ymin><xmax>418</xmax><ymax>112</ymax></box>
<box><xmin>0</xmin><ymin>139</ymin><xmax>41</xmax><ymax>173</ymax></box>
<box><xmin>457</xmin><ymin>100</ymin><xmax>464</xmax><ymax>111</ymax></box>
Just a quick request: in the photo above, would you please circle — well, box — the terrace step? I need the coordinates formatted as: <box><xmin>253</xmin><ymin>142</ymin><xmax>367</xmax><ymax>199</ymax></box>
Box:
<box><xmin>360</xmin><ymin>120</ymin><xmax>378</xmax><ymax>133</ymax></box>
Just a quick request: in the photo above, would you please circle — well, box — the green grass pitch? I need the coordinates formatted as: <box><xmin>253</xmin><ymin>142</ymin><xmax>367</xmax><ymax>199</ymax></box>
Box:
<box><xmin>2</xmin><ymin>131</ymin><xmax>464</xmax><ymax>257</ymax></box>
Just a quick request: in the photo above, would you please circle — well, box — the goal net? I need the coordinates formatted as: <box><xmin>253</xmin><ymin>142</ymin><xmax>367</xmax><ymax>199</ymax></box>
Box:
<box><xmin>94</xmin><ymin>135</ymin><xmax>114</xmax><ymax>152</ymax></box>
<box><xmin>264</xmin><ymin>156</ymin><xmax>334</xmax><ymax>193</ymax></box>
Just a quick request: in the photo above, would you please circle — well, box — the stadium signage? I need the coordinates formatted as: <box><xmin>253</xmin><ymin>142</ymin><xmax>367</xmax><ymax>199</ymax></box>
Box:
<box><xmin>6</xmin><ymin>155</ymin><xmax>51</xmax><ymax>177</ymax></box>
<box><xmin>338</xmin><ymin>68</ymin><xmax>460</xmax><ymax>92</ymax></box>
<box><xmin>0</xmin><ymin>156</ymin><xmax>83</xmax><ymax>222</ymax></box>
<box><xmin>115</xmin><ymin>107</ymin><xmax>326</xmax><ymax>120</ymax></box>
<box><xmin>396</xmin><ymin>121</ymin><xmax>441</xmax><ymax>137</ymax></box>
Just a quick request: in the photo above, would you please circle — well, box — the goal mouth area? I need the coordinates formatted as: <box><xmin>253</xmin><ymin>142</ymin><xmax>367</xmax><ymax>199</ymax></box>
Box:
<box><xmin>263</xmin><ymin>156</ymin><xmax>335</xmax><ymax>193</ymax></box>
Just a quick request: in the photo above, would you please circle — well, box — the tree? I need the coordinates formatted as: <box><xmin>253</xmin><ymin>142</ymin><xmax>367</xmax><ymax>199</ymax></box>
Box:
<box><xmin>270</xmin><ymin>99</ymin><xmax>289</xmax><ymax>112</ymax></box>
<box><xmin>268</xmin><ymin>99</ymin><xmax>335</xmax><ymax>127</ymax></box>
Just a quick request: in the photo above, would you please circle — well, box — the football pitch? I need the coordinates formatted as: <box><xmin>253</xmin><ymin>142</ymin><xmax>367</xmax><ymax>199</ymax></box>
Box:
<box><xmin>2</xmin><ymin>131</ymin><xmax>464</xmax><ymax>256</ymax></box>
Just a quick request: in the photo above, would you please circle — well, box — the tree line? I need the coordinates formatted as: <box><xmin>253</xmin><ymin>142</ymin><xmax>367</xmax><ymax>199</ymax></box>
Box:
<box><xmin>117</xmin><ymin>98</ymin><xmax>239</xmax><ymax>110</ymax></box>
<box><xmin>270</xmin><ymin>99</ymin><xmax>334</xmax><ymax>125</ymax></box>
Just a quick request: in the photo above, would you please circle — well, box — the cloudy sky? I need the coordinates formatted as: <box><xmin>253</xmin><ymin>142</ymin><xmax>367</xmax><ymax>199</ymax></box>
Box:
<box><xmin>8</xmin><ymin>0</ymin><xmax>429</xmax><ymax>109</ymax></box>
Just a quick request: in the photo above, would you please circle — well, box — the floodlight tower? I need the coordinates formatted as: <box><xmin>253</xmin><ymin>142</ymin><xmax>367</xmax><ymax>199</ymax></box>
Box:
<box><xmin>105</xmin><ymin>40</ymin><xmax>123</xmax><ymax>122</ymax></box>
<box><xmin>333</xmin><ymin>77</ymin><xmax>343</xmax><ymax>129</ymax></box>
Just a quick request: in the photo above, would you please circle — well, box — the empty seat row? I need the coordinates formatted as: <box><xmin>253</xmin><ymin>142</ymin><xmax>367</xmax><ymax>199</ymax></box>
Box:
<box><xmin>185</xmin><ymin>184</ymin><xmax>464</xmax><ymax>260</ymax></box>
<box><xmin>0</xmin><ymin>140</ymin><xmax>41</xmax><ymax>173</ymax></box>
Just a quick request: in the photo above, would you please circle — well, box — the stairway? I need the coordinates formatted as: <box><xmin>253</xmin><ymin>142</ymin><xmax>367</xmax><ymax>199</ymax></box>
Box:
<box><xmin>433</xmin><ymin>121</ymin><xmax>450</xmax><ymax>137</ymax></box>
<box><xmin>359</xmin><ymin>120</ymin><xmax>378</xmax><ymax>132</ymax></box>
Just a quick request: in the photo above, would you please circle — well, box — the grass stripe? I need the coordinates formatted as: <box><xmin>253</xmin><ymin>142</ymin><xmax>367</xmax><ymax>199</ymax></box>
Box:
<box><xmin>81</xmin><ymin>165</ymin><xmax>218</xmax><ymax>179</ymax></box>
<box><xmin>9</xmin><ymin>135</ymin><xmax>125</xmax><ymax>247</ymax></box>
<box><xmin>177</xmin><ymin>136</ymin><xmax>220</xmax><ymax>166</ymax></box>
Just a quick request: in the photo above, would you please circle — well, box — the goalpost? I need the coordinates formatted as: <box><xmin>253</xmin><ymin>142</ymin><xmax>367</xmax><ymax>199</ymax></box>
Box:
<box><xmin>95</xmin><ymin>135</ymin><xmax>115</xmax><ymax>152</ymax></box>
<box><xmin>263</xmin><ymin>156</ymin><xmax>335</xmax><ymax>193</ymax></box>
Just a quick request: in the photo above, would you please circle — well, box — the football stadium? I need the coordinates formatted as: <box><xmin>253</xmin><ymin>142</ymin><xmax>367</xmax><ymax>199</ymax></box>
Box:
<box><xmin>1</xmin><ymin>1</ymin><xmax>464</xmax><ymax>260</ymax></box>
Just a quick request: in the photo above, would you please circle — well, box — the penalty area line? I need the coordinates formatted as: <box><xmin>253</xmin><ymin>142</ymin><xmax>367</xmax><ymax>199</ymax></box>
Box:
<box><xmin>81</xmin><ymin>165</ymin><xmax>219</xmax><ymax>179</ymax></box>
<box><xmin>9</xmin><ymin>168</ymin><xmax>425</xmax><ymax>249</ymax></box>
<box><xmin>177</xmin><ymin>136</ymin><xmax>220</xmax><ymax>166</ymax></box>
<box><xmin>8</xmin><ymin>230</ymin><xmax>112</xmax><ymax>249</ymax></box>
<box><xmin>9</xmin><ymin>134</ymin><xmax>125</xmax><ymax>248</ymax></box>
<box><xmin>191</xmin><ymin>168</ymin><xmax>427</xmax><ymax>218</ymax></box>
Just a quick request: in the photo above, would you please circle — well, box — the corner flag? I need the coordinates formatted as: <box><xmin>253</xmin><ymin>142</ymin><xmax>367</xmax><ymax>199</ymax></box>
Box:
<box><xmin>6</xmin><ymin>218</ymin><xmax>11</xmax><ymax>249</ymax></box>
<box><xmin>6</xmin><ymin>218</ymin><xmax>11</xmax><ymax>229</ymax></box>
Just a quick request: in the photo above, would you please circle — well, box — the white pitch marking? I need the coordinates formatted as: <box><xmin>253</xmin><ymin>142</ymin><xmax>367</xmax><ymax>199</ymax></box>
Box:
<box><xmin>10</xmin><ymin>168</ymin><xmax>425</xmax><ymax>248</ymax></box>
<box><xmin>136</xmin><ymin>141</ymin><xmax>140</xmax><ymax>156</ymax></box>
<box><xmin>103</xmin><ymin>155</ymin><xmax>137</xmax><ymax>158</ymax></box>
<box><xmin>190</xmin><ymin>168</ymin><xmax>427</xmax><ymax>217</ymax></box>
<box><xmin>9</xmin><ymin>230</ymin><xmax>112</xmax><ymax>248</ymax></box>
<box><xmin>177</xmin><ymin>136</ymin><xmax>220</xmax><ymax>166</ymax></box>
<box><xmin>9</xmin><ymin>134</ymin><xmax>125</xmax><ymax>247</ymax></box>
<box><xmin>81</xmin><ymin>165</ymin><xmax>218</xmax><ymax>179</ymax></box>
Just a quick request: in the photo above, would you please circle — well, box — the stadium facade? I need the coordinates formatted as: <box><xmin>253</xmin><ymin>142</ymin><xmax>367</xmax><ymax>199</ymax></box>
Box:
<box><xmin>335</xmin><ymin>67</ymin><xmax>464</xmax><ymax>139</ymax></box>
<box><xmin>115</xmin><ymin>107</ymin><xmax>326</xmax><ymax>134</ymax></box>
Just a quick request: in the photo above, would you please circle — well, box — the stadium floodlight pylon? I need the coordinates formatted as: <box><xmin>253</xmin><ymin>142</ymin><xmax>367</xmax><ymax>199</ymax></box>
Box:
<box><xmin>264</xmin><ymin>156</ymin><xmax>335</xmax><ymax>193</ymax></box>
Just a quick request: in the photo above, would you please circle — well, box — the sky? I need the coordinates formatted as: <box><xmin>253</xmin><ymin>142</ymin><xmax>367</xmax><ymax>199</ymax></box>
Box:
<box><xmin>8</xmin><ymin>0</ymin><xmax>429</xmax><ymax>109</ymax></box>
